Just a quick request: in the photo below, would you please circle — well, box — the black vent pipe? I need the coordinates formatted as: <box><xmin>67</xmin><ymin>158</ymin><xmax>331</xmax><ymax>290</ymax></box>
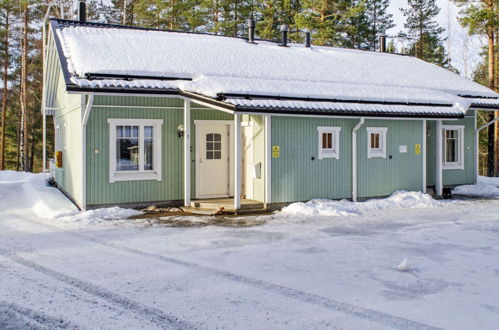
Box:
<box><xmin>304</xmin><ymin>30</ymin><xmax>311</xmax><ymax>48</ymax></box>
<box><xmin>379</xmin><ymin>35</ymin><xmax>386</xmax><ymax>53</ymax></box>
<box><xmin>78</xmin><ymin>1</ymin><xmax>86</xmax><ymax>22</ymax></box>
<box><xmin>247</xmin><ymin>18</ymin><xmax>255</xmax><ymax>43</ymax></box>
<box><xmin>280</xmin><ymin>24</ymin><xmax>288</xmax><ymax>47</ymax></box>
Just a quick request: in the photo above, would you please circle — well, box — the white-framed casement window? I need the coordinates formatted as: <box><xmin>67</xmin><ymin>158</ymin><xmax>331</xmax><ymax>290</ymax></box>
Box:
<box><xmin>442</xmin><ymin>125</ymin><xmax>464</xmax><ymax>170</ymax></box>
<box><xmin>108</xmin><ymin>118</ymin><xmax>163</xmax><ymax>183</ymax></box>
<box><xmin>367</xmin><ymin>127</ymin><xmax>387</xmax><ymax>159</ymax></box>
<box><xmin>317</xmin><ymin>126</ymin><xmax>341</xmax><ymax>159</ymax></box>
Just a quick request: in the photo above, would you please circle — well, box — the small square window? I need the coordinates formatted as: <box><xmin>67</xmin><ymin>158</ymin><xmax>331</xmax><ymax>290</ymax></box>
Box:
<box><xmin>317</xmin><ymin>127</ymin><xmax>341</xmax><ymax>159</ymax></box>
<box><xmin>367</xmin><ymin>127</ymin><xmax>387</xmax><ymax>159</ymax></box>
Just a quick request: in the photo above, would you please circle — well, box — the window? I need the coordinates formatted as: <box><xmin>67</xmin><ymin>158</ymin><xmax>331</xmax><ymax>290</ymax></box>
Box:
<box><xmin>367</xmin><ymin>127</ymin><xmax>387</xmax><ymax>159</ymax></box>
<box><xmin>317</xmin><ymin>127</ymin><xmax>341</xmax><ymax>159</ymax></box>
<box><xmin>206</xmin><ymin>133</ymin><xmax>222</xmax><ymax>160</ymax></box>
<box><xmin>108</xmin><ymin>119</ymin><xmax>163</xmax><ymax>182</ymax></box>
<box><xmin>442</xmin><ymin>125</ymin><xmax>464</xmax><ymax>170</ymax></box>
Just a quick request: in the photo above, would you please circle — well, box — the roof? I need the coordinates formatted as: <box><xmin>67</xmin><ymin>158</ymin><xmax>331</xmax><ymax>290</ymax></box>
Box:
<box><xmin>48</xmin><ymin>19</ymin><xmax>499</xmax><ymax>118</ymax></box>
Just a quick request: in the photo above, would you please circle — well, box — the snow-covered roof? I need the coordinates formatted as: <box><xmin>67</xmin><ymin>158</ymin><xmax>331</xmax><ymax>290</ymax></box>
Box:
<box><xmin>50</xmin><ymin>19</ymin><xmax>499</xmax><ymax>118</ymax></box>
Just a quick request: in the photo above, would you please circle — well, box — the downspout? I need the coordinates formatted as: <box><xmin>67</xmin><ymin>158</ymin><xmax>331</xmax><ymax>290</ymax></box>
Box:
<box><xmin>352</xmin><ymin>117</ymin><xmax>365</xmax><ymax>202</ymax></box>
<box><xmin>81</xmin><ymin>93</ymin><xmax>94</xmax><ymax>210</ymax></box>
<box><xmin>475</xmin><ymin>113</ymin><xmax>499</xmax><ymax>183</ymax></box>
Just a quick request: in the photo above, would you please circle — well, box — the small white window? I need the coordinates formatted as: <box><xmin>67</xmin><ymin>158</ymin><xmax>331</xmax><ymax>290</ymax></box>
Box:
<box><xmin>442</xmin><ymin>125</ymin><xmax>464</xmax><ymax>170</ymax></box>
<box><xmin>317</xmin><ymin>127</ymin><xmax>341</xmax><ymax>159</ymax></box>
<box><xmin>367</xmin><ymin>127</ymin><xmax>387</xmax><ymax>159</ymax></box>
<box><xmin>108</xmin><ymin>118</ymin><xmax>163</xmax><ymax>183</ymax></box>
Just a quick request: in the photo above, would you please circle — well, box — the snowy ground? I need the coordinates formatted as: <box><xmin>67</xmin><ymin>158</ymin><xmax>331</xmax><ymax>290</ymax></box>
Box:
<box><xmin>1</xmin><ymin>172</ymin><xmax>499</xmax><ymax>329</ymax></box>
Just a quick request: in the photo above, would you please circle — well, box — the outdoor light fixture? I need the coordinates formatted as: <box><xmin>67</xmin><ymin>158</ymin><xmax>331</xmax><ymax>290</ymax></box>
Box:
<box><xmin>177</xmin><ymin>124</ymin><xmax>184</xmax><ymax>138</ymax></box>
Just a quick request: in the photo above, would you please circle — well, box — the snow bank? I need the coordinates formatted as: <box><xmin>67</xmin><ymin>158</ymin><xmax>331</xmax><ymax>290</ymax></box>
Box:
<box><xmin>281</xmin><ymin>191</ymin><xmax>448</xmax><ymax>217</ymax></box>
<box><xmin>453</xmin><ymin>176</ymin><xmax>499</xmax><ymax>198</ymax></box>
<box><xmin>0</xmin><ymin>171</ymin><xmax>142</xmax><ymax>224</ymax></box>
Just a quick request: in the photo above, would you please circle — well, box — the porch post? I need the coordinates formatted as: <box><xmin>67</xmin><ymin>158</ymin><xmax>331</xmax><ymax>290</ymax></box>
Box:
<box><xmin>264</xmin><ymin>115</ymin><xmax>271</xmax><ymax>205</ymax></box>
<box><xmin>234</xmin><ymin>114</ymin><xmax>241</xmax><ymax>210</ymax></box>
<box><xmin>183</xmin><ymin>99</ymin><xmax>191</xmax><ymax>207</ymax></box>
<box><xmin>435</xmin><ymin>120</ymin><xmax>443</xmax><ymax>196</ymax></box>
<box><xmin>422</xmin><ymin>119</ymin><xmax>426</xmax><ymax>192</ymax></box>
<box><xmin>42</xmin><ymin>107</ymin><xmax>47</xmax><ymax>172</ymax></box>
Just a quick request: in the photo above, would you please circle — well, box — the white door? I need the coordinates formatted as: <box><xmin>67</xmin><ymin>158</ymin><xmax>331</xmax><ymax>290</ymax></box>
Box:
<box><xmin>197</xmin><ymin>124</ymin><xmax>230</xmax><ymax>198</ymax></box>
<box><xmin>242</xmin><ymin>124</ymin><xmax>253</xmax><ymax>199</ymax></box>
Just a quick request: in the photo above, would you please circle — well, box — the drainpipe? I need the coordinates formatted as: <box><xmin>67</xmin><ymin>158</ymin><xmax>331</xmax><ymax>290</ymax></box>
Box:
<box><xmin>81</xmin><ymin>93</ymin><xmax>94</xmax><ymax>210</ymax></box>
<box><xmin>352</xmin><ymin>117</ymin><xmax>365</xmax><ymax>202</ymax></box>
<box><xmin>475</xmin><ymin>114</ymin><xmax>499</xmax><ymax>183</ymax></box>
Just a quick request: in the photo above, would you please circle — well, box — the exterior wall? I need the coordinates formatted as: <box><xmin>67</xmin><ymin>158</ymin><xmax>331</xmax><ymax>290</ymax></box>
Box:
<box><xmin>270</xmin><ymin>117</ymin><xmax>425</xmax><ymax>203</ymax></box>
<box><xmin>54</xmin><ymin>92</ymin><xmax>83</xmax><ymax>206</ymax></box>
<box><xmin>249</xmin><ymin>115</ymin><xmax>266</xmax><ymax>202</ymax></box>
<box><xmin>426</xmin><ymin>114</ymin><xmax>476</xmax><ymax>187</ymax></box>
<box><xmin>85</xmin><ymin>95</ymin><xmax>233</xmax><ymax>207</ymax></box>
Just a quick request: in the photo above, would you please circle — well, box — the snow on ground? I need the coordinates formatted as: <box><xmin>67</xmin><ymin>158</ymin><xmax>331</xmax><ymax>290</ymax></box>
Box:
<box><xmin>1</xmin><ymin>171</ymin><xmax>499</xmax><ymax>329</ymax></box>
<box><xmin>453</xmin><ymin>176</ymin><xmax>499</xmax><ymax>197</ymax></box>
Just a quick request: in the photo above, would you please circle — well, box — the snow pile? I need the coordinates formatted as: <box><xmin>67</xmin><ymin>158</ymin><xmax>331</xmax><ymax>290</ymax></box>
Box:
<box><xmin>453</xmin><ymin>176</ymin><xmax>499</xmax><ymax>198</ymax></box>
<box><xmin>0</xmin><ymin>171</ymin><xmax>142</xmax><ymax>223</ymax></box>
<box><xmin>56</xmin><ymin>207</ymin><xmax>142</xmax><ymax>223</ymax></box>
<box><xmin>281</xmin><ymin>191</ymin><xmax>448</xmax><ymax>217</ymax></box>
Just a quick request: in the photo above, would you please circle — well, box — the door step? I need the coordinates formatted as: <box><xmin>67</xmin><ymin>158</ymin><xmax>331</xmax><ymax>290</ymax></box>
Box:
<box><xmin>191</xmin><ymin>199</ymin><xmax>264</xmax><ymax>210</ymax></box>
<box><xmin>180</xmin><ymin>206</ymin><xmax>225</xmax><ymax>216</ymax></box>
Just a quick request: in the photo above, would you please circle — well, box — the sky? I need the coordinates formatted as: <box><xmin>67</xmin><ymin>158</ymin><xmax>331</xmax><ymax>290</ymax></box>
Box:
<box><xmin>387</xmin><ymin>0</ymin><xmax>484</xmax><ymax>78</ymax></box>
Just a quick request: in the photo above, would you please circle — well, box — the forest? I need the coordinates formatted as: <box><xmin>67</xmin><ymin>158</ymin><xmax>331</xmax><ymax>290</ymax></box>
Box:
<box><xmin>0</xmin><ymin>0</ymin><xmax>497</xmax><ymax>175</ymax></box>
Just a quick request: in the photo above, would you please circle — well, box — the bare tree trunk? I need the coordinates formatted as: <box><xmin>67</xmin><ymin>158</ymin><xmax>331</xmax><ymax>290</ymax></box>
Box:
<box><xmin>495</xmin><ymin>2</ymin><xmax>499</xmax><ymax>176</ymax></box>
<box><xmin>487</xmin><ymin>26</ymin><xmax>495</xmax><ymax>176</ymax></box>
<box><xmin>122</xmin><ymin>0</ymin><xmax>127</xmax><ymax>25</ymax></box>
<box><xmin>1</xmin><ymin>12</ymin><xmax>9</xmax><ymax>170</ymax></box>
<box><xmin>20</xmin><ymin>2</ymin><xmax>29</xmax><ymax>171</ymax></box>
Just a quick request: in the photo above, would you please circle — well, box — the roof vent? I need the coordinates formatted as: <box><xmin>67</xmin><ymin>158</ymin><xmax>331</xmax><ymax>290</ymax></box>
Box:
<box><xmin>78</xmin><ymin>1</ymin><xmax>86</xmax><ymax>22</ymax></box>
<box><xmin>304</xmin><ymin>30</ymin><xmax>311</xmax><ymax>48</ymax></box>
<box><xmin>247</xmin><ymin>17</ymin><xmax>255</xmax><ymax>43</ymax></box>
<box><xmin>379</xmin><ymin>35</ymin><xmax>386</xmax><ymax>53</ymax></box>
<box><xmin>279</xmin><ymin>25</ymin><xmax>288</xmax><ymax>47</ymax></box>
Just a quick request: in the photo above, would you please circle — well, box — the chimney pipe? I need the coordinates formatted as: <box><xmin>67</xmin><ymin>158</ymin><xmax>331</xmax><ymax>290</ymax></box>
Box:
<box><xmin>78</xmin><ymin>1</ymin><xmax>86</xmax><ymax>23</ymax></box>
<box><xmin>304</xmin><ymin>30</ymin><xmax>311</xmax><ymax>48</ymax></box>
<box><xmin>247</xmin><ymin>18</ymin><xmax>255</xmax><ymax>43</ymax></box>
<box><xmin>379</xmin><ymin>35</ymin><xmax>386</xmax><ymax>53</ymax></box>
<box><xmin>280</xmin><ymin>24</ymin><xmax>288</xmax><ymax>47</ymax></box>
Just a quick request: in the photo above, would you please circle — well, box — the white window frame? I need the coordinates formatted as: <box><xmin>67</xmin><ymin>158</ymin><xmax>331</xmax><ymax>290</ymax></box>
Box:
<box><xmin>367</xmin><ymin>127</ymin><xmax>387</xmax><ymax>159</ymax></box>
<box><xmin>317</xmin><ymin>127</ymin><xmax>341</xmax><ymax>159</ymax></box>
<box><xmin>442</xmin><ymin>125</ymin><xmax>464</xmax><ymax>170</ymax></box>
<box><xmin>108</xmin><ymin>118</ymin><xmax>163</xmax><ymax>183</ymax></box>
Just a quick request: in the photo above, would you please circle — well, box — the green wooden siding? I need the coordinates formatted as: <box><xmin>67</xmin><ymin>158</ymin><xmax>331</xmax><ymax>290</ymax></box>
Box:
<box><xmin>426</xmin><ymin>115</ymin><xmax>476</xmax><ymax>187</ymax></box>
<box><xmin>271</xmin><ymin>117</ymin><xmax>425</xmax><ymax>203</ymax></box>
<box><xmin>85</xmin><ymin>95</ymin><xmax>233</xmax><ymax>206</ymax></box>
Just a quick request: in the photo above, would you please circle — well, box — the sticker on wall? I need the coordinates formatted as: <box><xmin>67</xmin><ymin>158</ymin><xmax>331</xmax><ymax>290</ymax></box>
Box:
<box><xmin>399</xmin><ymin>145</ymin><xmax>407</xmax><ymax>153</ymax></box>
<box><xmin>415</xmin><ymin>144</ymin><xmax>421</xmax><ymax>155</ymax></box>
<box><xmin>272</xmin><ymin>146</ymin><xmax>280</xmax><ymax>158</ymax></box>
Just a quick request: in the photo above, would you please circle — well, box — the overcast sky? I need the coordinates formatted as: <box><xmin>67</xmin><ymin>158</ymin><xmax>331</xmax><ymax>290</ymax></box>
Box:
<box><xmin>387</xmin><ymin>0</ymin><xmax>484</xmax><ymax>78</ymax></box>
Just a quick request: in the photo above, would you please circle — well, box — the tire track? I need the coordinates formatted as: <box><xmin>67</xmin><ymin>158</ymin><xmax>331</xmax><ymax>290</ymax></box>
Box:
<box><xmin>20</xmin><ymin>218</ymin><xmax>440</xmax><ymax>330</ymax></box>
<box><xmin>0</xmin><ymin>301</ymin><xmax>78</xmax><ymax>329</ymax></box>
<box><xmin>0</xmin><ymin>248</ymin><xmax>197</xmax><ymax>330</ymax></box>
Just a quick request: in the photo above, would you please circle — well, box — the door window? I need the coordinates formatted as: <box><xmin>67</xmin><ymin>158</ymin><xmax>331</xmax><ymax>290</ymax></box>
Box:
<box><xmin>206</xmin><ymin>133</ymin><xmax>222</xmax><ymax>160</ymax></box>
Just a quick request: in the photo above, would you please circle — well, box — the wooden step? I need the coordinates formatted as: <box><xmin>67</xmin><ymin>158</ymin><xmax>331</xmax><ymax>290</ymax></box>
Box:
<box><xmin>191</xmin><ymin>199</ymin><xmax>264</xmax><ymax>210</ymax></box>
<box><xmin>180</xmin><ymin>206</ymin><xmax>225</xmax><ymax>215</ymax></box>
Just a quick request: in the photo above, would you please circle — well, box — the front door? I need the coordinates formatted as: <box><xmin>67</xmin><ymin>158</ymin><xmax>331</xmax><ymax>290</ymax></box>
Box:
<box><xmin>196</xmin><ymin>124</ymin><xmax>230</xmax><ymax>198</ymax></box>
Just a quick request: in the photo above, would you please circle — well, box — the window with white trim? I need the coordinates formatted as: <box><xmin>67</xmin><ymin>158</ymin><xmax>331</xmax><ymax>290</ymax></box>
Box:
<box><xmin>367</xmin><ymin>127</ymin><xmax>387</xmax><ymax>159</ymax></box>
<box><xmin>442</xmin><ymin>125</ymin><xmax>464</xmax><ymax>170</ymax></box>
<box><xmin>108</xmin><ymin>118</ymin><xmax>163</xmax><ymax>182</ymax></box>
<box><xmin>317</xmin><ymin>127</ymin><xmax>341</xmax><ymax>159</ymax></box>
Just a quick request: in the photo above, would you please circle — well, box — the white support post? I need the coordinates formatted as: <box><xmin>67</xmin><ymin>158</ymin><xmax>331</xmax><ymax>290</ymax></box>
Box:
<box><xmin>435</xmin><ymin>120</ymin><xmax>443</xmax><ymax>196</ymax></box>
<box><xmin>183</xmin><ymin>100</ymin><xmax>191</xmax><ymax>207</ymax></box>
<box><xmin>422</xmin><ymin>120</ymin><xmax>427</xmax><ymax>192</ymax></box>
<box><xmin>264</xmin><ymin>115</ymin><xmax>272</xmax><ymax>205</ymax></box>
<box><xmin>234</xmin><ymin>114</ymin><xmax>241</xmax><ymax>210</ymax></box>
<box><xmin>81</xmin><ymin>93</ymin><xmax>94</xmax><ymax>210</ymax></box>
<box><xmin>42</xmin><ymin>108</ymin><xmax>47</xmax><ymax>172</ymax></box>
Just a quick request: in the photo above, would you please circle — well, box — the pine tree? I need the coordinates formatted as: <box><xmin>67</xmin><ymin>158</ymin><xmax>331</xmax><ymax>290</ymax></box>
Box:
<box><xmin>401</xmin><ymin>0</ymin><xmax>451</xmax><ymax>68</ymax></box>
<box><xmin>364</xmin><ymin>0</ymin><xmax>395</xmax><ymax>51</ymax></box>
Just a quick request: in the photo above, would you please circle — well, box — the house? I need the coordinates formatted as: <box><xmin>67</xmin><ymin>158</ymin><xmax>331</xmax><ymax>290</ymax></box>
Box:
<box><xmin>42</xmin><ymin>9</ymin><xmax>499</xmax><ymax>211</ymax></box>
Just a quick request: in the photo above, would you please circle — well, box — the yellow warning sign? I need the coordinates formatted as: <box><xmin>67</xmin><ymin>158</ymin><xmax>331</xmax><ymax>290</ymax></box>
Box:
<box><xmin>415</xmin><ymin>144</ymin><xmax>421</xmax><ymax>155</ymax></box>
<box><xmin>272</xmin><ymin>146</ymin><xmax>280</xmax><ymax>158</ymax></box>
